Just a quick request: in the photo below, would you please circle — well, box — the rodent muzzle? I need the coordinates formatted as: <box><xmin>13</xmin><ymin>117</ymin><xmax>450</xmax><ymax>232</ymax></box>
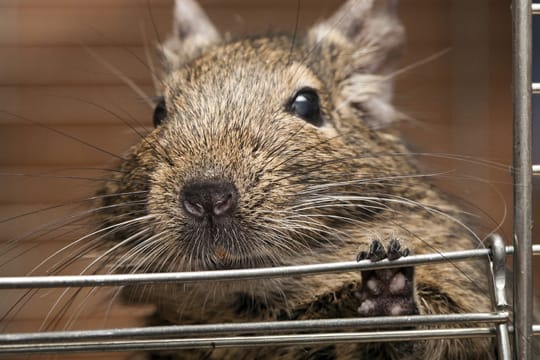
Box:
<box><xmin>180</xmin><ymin>179</ymin><xmax>238</xmax><ymax>222</ymax></box>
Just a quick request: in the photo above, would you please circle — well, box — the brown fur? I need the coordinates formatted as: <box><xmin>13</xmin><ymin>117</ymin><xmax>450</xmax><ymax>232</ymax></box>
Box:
<box><xmin>95</xmin><ymin>1</ymin><xmax>494</xmax><ymax>358</ymax></box>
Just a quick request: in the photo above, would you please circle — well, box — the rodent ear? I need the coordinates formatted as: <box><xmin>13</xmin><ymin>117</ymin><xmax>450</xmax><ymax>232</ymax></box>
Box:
<box><xmin>308</xmin><ymin>0</ymin><xmax>404</xmax><ymax>129</ymax></box>
<box><xmin>161</xmin><ymin>0</ymin><xmax>220</xmax><ymax>71</ymax></box>
<box><xmin>310</xmin><ymin>0</ymin><xmax>404</xmax><ymax>74</ymax></box>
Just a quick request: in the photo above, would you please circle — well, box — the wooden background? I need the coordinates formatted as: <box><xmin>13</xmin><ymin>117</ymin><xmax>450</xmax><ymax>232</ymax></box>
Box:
<box><xmin>0</xmin><ymin>1</ymin><xmax>537</xmax><ymax>359</ymax></box>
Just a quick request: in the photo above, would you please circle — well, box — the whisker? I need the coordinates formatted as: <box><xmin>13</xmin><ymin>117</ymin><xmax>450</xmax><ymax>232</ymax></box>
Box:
<box><xmin>0</xmin><ymin>195</ymin><xmax>148</xmax><ymax>261</ymax></box>
<box><xmin>385</xmin><ymin>48</ymin><xmax>451</xmax><ymax>82</ymax></box>
<box><xmin>0</xmin><ymin>170</ymin><xmax>125</xmax><ymax>183</ymax></box>
<box><xmin>287</xmin><ymin>0</ymin><xmax>302</xmax><ymax>66</ymax></box>
<box><xmin>0</xmin><ymin>109</ymin><xmax>126</xmax><ymax>162</ymax></box>
<box><xmin>63</xmin><ymin>95</ymin><xmax>174</xmax><ymax>166</ymax></box>
<box><xmin>39</xmin><ymin>227</ymin><xmax>153</xmax><ymax>330</ymax></box>
<box><xmin>140</xmin><ymin>20</ymin><xmax>161</xmax><ymax>94</ymax></box>
<box><xmin>108</xmin><ymin>229</ymin><xmax>170</xmax><ymax>273</ymax></box>
<box><xmin>296</xmin><ymin>171</ymin><xmax>453</xmax><ymax>194</ymax></box>
<box><xmin>83</xmin><ymin>46</ymin><xmax>154</xmax><ymax>109</ymax></box>
<box><xmin>29</xmin><ymin>213</ymin><xmax>154</xmax><ymax>276</ymax></box>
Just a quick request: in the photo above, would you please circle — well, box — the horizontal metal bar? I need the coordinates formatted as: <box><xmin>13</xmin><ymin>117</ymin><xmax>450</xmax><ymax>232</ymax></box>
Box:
<box><xmin>0</xmin><ymin>248</ymin><xmax>492</xmax><ymax>289</ymax></box>
<box><xmin>533</xmin><ymin>164</ymin><xmax>540</xmax><ymax>175</ymax></box>
<box><xmin>0</xmin><ymin>312</ymin><xmax>508</xmax><ymax>345</ymax></box>
<box><xmin>0</xmin><ymin>246</ymin><xmax>537</xmax><ymax>290</ymax></box>
<box><xmin>533</xmin><ymin>83</ymin><xmax>540</xmax><ymax>93</ymax></box>
<box><xmin>505</xmin><ymin>245</ymin><xmax>540</xmax><ymax>255</ymax></box>
<box><xmin>533</xmin><ymin>3</ymin><xmax>540</xmax><ymax>14</ymax></box>
<box><xmin>0</xmin><ymin>328</ymin><xmax>497</xmax><ymax>355</ymax></box>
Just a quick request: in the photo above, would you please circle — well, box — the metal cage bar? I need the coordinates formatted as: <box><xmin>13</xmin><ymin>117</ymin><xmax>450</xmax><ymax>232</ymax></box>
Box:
<box><xmin>0</xmin><ymin>313</ymin><xmax>510</xmax><ymax>344</ymax></box>
<box><xmin>513</xmin><ymin>0</ymin><xmax>533</xmax><ymax>359</ymax></box>
<box><xmin>0</xmin><ymin>247</ymin><xmax>494</xmax><ymax>289</ymax></box>
<box><xmin>0</xmin><ymin>329</ymin><xmax>502</xmax><ymax>356</ymax></box>
<box><xmin>1</xmin><ymin>246</ymin><xmax>538</xmax><ymax>290</ymax></box>
<box><xmin>488</xmin><ymin>234</ymin><xmax>512</xmax><ymax>359</ymax></box>
<box><xmin>0</xmin><ymin>245</ymin><xmax>539</xmax><ymax>356</ymax></box>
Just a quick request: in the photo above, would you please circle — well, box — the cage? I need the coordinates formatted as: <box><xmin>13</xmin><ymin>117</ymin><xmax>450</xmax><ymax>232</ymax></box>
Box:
<box><xmin>0</xmin><ymin>0</ymin><xmax>538</xmax><ymax>359</ymax></box>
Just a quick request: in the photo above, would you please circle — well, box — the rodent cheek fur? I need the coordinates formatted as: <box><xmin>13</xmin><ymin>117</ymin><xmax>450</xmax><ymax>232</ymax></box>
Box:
<box><xmin>137</xmin><ymin>100</ymin><xmax>408</xmax><ymax>273</ymax></box>
<box><xmin>98</xmin><ymin>26</ymin><xmax>411</xmax><ymax>272</ymax></box>
<box><xmin>142</xmin><ymin>115</ymin><xmax>338</xmax><ymax>270</ymax></box>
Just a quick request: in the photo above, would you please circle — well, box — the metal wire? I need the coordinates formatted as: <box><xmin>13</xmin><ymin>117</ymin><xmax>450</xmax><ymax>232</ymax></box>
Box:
<box><xmin>512</xmin><ymin>0</ymin><xmax>533</xmax><ymax>358</ymax></box>
<box><xmin>0</xmin><ymin>248</ymin><xmax>493</xmax><ymax>289</ymax></box>
<box><xmin>0</xmin><ymin>313</ymin><xmax>508</xmax><ymax>344</ymax></box>
<box><xmin>1</xmin><ymin>246</ymin><xmax>538</xmax><ymax>290</ymax></box>
<box><xmin>0</xmin><ymin>245</ymin><xmax>538</xmax><ymax>356</ymax></box>
<box><xmin>0</xmin><ymin>328</ymin><xmax>499</xmax><ymax>356</ymax></box>
<box><xmin>488</xmin><ymin>234</ymin><xmax>511</xmax><ymax>360</ymax></box>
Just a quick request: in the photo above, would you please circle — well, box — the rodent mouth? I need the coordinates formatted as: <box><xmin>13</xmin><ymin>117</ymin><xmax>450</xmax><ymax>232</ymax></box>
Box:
<box><xmin>208</xmin><ymin>245</ymin><xmax>274</xmax><ymax>270</ymax></box>
<box><xmin>203</xmin><ymin>255</ymin><xmax>274</xmax><ymax>271</ymax></box>
<box><xmin>177</xmin><ymin>223</ymin><xmax>275</xmax><ymax>270</ymax></box>
<box><xmin>214</xmin><ymin>244</ymin><xmax>230</xmax><ymax>261</ymax></box>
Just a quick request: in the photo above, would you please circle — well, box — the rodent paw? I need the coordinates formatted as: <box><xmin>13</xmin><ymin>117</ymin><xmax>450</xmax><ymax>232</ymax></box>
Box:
<box><xmin>355</xmin><ymin>239</ymin><xmax>417</xmax><ymax>317</ymax></box>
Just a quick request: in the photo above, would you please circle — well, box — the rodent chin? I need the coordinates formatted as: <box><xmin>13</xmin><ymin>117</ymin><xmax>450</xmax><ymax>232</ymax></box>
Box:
<box><xmin>152</xmin><ymin>219</ymin><xmax>289</xmax><ymax>271</ymax></box>
<box><xmin>184</xmin><ymin>244</ymin><xmax>279</xmax><ymax>271</ymax></box>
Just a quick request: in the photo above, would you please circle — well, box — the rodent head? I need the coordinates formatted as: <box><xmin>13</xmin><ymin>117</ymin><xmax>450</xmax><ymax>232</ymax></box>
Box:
<box><xmin>98</xmin><ymin>0</ymin><xmax>410</xmax><ymax>273</ymax></box>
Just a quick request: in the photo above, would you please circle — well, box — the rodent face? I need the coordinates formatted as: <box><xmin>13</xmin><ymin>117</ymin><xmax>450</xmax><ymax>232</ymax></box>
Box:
<box><xmin>97</xmin><ymin>1</ymin><xmax>408</xmax><ymax>273</ymax></box>
<box><xmin>100</xmin><ymin>39</ymin><xmax>410</xmax><ymax>274</ymax></box>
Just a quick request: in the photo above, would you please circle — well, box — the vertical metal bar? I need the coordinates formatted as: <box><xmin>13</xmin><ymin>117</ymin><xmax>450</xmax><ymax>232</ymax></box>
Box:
<box><xmin>513</xmin><ymin>1</ymin><xmax>533</xmax><ymax>359</ymax></box>
<box><xmin>487</xmin><ymin>234</ymin><xmax>512</xmax><ymax>359</ymax></box>
<box><xmin>488</xmin><ymin>235</ymin><xmax>510</xmax><ymax>310</ymax></box>
<box><xmin>497</xmin><ymin>324</ymin><xmax>513</xmax><ymax>360</ymax></box>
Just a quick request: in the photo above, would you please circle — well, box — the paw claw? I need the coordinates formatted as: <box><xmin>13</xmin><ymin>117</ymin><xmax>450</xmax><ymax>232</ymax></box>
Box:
<box><xmin>368</xmin><ymin>239</ymin><xmax>387</xmax><ymax>261</ymax></box>
<box><xmin>355</xmin><ymin>238</ymin><xmax>416</xmax><ymax>317</ymax></box>
<box><xmin>356</xmin><ymin>251</ymin><xmax>369</xmax><ymax>262</ymax></box>
<box><xmin>387</xmin><ymin>237</ymin><xmax>410</xmax><ymax>260</ymax></box>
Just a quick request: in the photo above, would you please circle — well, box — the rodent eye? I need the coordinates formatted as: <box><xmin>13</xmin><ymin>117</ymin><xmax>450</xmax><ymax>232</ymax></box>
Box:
<box><xmin>288</xmin><ymin>88</ymin><xmax>323</xmax><ymax>127</ymax></box>
<box><xmin>153</xmin><ymin>96</ymin><xmax>167</xmax><ymax>127</ymax></box>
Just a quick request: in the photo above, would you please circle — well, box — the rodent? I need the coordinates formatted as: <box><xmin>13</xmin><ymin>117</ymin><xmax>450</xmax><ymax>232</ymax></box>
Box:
<box><xmin>93</xmin><ymin>0</ymin><xmax>495</xmax><ymax>359</ymax></box>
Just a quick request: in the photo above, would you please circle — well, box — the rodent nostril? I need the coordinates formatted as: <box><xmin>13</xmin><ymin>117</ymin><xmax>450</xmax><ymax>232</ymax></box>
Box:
<box><xmin>183</xmin><ymin>200</ymin><xmax>206</xmax><ymax>218</ymax></box>
<box><xmin>181</xmin><ymin>180</ymin><xmax>238</xmax><ymax>220</ymax></box>
<box><xmin>213</xmin><ymin>193</ymin><xmax>234</xmax><ymax>216</ymax></box>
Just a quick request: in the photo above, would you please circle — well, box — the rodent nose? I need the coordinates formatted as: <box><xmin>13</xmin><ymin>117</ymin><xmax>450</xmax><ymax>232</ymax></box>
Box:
<box><xmin>181</xmin><ymin>180</ymin><xmax>238</xmax><ymax>220</ymax></box>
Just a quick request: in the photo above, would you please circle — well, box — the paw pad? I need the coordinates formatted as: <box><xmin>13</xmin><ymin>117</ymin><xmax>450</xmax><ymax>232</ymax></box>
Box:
<box><xmin>355</xmin><ymin>239</ymin><xmax>417</xmax><ymax>317</ymax></box>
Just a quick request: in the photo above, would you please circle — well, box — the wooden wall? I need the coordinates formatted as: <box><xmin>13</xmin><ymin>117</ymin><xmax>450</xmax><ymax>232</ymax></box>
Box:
<box><xmin>0</xmin><ymin>1</ymin><xmax>535</xmax><ymax>359</ymax></box>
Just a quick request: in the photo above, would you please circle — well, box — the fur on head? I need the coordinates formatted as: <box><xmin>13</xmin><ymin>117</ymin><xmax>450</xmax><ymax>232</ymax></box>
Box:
<box><xmin>97</xmin><ymin>0</ymin><xmax>412</xmax><ymax>276</ymax></box>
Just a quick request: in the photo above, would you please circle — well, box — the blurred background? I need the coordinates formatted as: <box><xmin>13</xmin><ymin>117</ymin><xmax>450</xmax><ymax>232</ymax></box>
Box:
<box><xmin>0</xmin><ymin>0</ymin><xmax>537</xmax><ymax>359</ymax></box>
